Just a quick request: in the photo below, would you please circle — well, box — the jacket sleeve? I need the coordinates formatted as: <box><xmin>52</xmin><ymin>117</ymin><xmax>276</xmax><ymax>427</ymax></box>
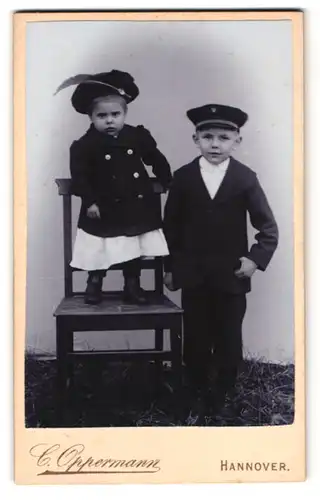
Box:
<box><xmin>163</xmin><ymin>171</ymin><xmax>185</xmax><ymax>272</ymax></box>
<box><xmin>246</xmin><ymin>175</ymin><xmax>279</xmax><ymax>270</ymax></box>
<box><xmin>137</xmin><ymin>125</ymin><xmax>172</xmax><ymax>190</ymax></box>
<box><xmin>69</xmin><ymin>140</ymin><xmax>97</xmax><ymax>208</ymax></box>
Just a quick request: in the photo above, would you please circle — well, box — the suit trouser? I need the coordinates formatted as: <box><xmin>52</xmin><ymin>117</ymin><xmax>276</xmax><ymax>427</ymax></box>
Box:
<box><xmin>181</xmin><ymin>285</ymin><xmax>246</xmax><ymax>392</ymax></box>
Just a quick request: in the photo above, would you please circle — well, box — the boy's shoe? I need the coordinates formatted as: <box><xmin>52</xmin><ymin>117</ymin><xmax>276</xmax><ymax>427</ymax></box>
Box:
<box><xmin>206</xmin><ymin>385</ymin><xmax>239</xmax><ymax>419</ymax></box>
<box><xmin>123</xmin><ymin>277</ymin><xmax>148</xmax><ymax>305</ymax></box>
<box><xmin>85</xmin><ymin>273</ymin><xmax>103</xmax><ymax>305</ymax></box>
<box><xmin>185</xmin><ymin>386</ymin><xmax>208</xmax><ymax>425</ymax></box>
<box><xmin>205</xmin><ymin>387</ymin><xmax>228</xmax><ymax>415</ymax></box>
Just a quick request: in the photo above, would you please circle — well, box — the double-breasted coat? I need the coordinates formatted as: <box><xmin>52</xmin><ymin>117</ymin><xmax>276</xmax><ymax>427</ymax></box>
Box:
<box><xmin>163</xmin><ymin>156</ymin><xmax>279</xmax><ymax>294</ymax></box>
<box><xmin>70</xmin><ymin>124</ymin><xmax>172</xmax><ymax>238</ymax></box>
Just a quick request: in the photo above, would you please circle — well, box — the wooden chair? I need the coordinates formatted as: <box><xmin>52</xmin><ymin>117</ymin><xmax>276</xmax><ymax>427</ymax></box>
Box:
<box><xmin>54</xmin><ymin>178</ymin><xmax>183</xmax><ymax>426</ymax></box>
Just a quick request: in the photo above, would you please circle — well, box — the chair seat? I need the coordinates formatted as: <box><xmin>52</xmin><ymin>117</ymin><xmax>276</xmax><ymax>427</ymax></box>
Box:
<box><xmin>54</xmin><ymin>292</ymin><xmax>182</xmax><ymax>317</ymax></box>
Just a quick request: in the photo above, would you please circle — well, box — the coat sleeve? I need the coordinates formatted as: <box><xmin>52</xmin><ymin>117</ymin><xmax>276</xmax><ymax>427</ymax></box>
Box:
<box><xmin>163</xmin><ymin>171</ymin><xmax>185</xmax><ymax>272</ymax></box>
<box><xmin>246</xmin><ymin>175</ymin><xmax>279</xmax><ymax>270</ymax></box>
<box><xmin>137</xmin><ymin>126</ymin><xmax>172</xmax><ymax>190</ymax></box>
<box><xmin>69</xmin><ymin>140</ymin><xmax>97</xmax><ymax>208</ymax></box>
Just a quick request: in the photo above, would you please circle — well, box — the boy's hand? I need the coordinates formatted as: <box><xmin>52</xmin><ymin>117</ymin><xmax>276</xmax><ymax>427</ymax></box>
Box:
<box><xmin>164</xmin><ymin>272</ymin><xmax>178</xmax><ymax>291</ymax></box>
<box><xmin>87</xmin><ymin>203</ymin><xmax>101</xmax><ymax>219</ymax></box>
<box><xmin>234</xmin><ymin>257</ymin><xmax>257</xmax><ymax>279</ymax></box>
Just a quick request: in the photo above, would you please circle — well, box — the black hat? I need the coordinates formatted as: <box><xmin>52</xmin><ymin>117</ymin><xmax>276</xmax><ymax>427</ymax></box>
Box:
<box><xmin>55</xmin><ymin>70</ymin><xmax>139</xmax><ymax>114</ymax></box>
<box><xmin>187</xmin><ymin>104</ymin><xmax>248</xmax><ymax>131</ymax></box>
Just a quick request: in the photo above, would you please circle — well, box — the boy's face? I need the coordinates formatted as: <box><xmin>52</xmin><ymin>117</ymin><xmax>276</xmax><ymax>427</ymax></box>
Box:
<box><xmin>90</xmin><ymin>98</ymin><xmax>127</xmax><ymax>136</ymax></box>
<box><xmin>193</xmin><ymin>126</ymin><xmax>242</xmax><ymax>165</ymax></box>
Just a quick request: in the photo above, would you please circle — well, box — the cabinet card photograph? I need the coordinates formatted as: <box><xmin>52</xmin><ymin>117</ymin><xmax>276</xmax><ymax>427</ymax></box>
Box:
<box><xmin>14</xmin><ymin>10</ymin><xmax>304</xmax><ymax>484</ymax></box>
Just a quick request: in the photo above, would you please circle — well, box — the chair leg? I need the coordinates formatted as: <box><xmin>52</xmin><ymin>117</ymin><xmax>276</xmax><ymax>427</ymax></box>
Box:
<box><xmin>170</xmin><ymin>325</ymin><xmax>183</xmax><ymax>390</ymax></box>
<box><xmin>155</xmin><ymin>329</ymin><xmax>164</xmax><ymax>388</ymax></box>
<box><xmin>56</xmin><ymin>319</ymin><xmax>73</xmax><ymax>426</ymax></box>
<box><xmin>66</xmin><ymin>330</ymin><xmax>74</xmax><ymax>391</ymax></box>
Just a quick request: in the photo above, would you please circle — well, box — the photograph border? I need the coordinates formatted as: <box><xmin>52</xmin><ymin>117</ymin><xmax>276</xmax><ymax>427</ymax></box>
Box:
<box><xmin>14</xmin><ymin>9</ymin><xmax>304</xmax><ymax>484</ymax></box>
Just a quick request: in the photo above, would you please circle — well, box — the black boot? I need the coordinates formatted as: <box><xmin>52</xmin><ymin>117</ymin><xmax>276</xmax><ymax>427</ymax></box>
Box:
<box><xmin>208</xmin><ymin>368</ymin><xmax>238</xmax><ymax>416</ymax></box>
<box><xmin>188</xmin><ymin>387</ymin><xmax>208</xmax><ymax>425</ymax></box>
<box><xmin>122</xmin><ymin>259</ymin><xmax>148</xmax><ymax>305</ymax></box>
<box><xmin>123</xmin><ymin>276</ymin><xmax>148</xmax><ymax>305</ymax></box>
<box><xmin>205</xmin><ymin>386</ymin><xmax>228</xmax><ymax>415</ymax></box>
<box><xmin>185</xmin><ymin>369</ymin><xmax>210</xmax><ymax>425</ymax></box>
<box><xmin>85</xmin><ymin>271</ymin><xmax>104</xmax><ymax>305</ymax></box>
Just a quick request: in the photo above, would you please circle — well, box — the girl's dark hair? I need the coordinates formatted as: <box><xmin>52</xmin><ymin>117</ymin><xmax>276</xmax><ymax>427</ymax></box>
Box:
<box><xmin>87</xmin><ymin>95</ymin><xmax>128</xmax><ymax>116</ymax></box>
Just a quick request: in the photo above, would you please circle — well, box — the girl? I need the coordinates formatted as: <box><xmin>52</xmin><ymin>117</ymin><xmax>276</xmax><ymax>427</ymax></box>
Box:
<box><xmin>55</xmin><ymin>70</ymin><xmax>172</xmax><ymax>305</ymax></box>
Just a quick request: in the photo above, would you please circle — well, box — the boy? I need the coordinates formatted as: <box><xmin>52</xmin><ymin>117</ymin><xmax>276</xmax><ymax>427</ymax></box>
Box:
<box><xmin>163</xmin><ymin>104</ymin><xmax>278</xmax><ymax>415</ymax></box>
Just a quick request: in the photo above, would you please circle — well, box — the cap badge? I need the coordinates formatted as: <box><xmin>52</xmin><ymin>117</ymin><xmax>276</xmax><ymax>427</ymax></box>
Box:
<box><xmin>118</xmin><ymin>88</ymin><xmax>125</xmax><ymax>95</ymax></box>
<box><xmin>211</xmin><ymin>107</ymin><xmax>216</xmax><ymax>113</ymax></box>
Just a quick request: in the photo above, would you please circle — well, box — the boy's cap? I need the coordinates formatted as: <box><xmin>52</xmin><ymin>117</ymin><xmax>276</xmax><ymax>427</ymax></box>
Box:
<box><xmin>187</xmin><ymin>104</ymin><xmax>248</xmax><ymax>130</ymax></box>
<box><xmin>55</xmin><ymin>70</ymin><xmax>139</xmax><ymax>114</ymax></box>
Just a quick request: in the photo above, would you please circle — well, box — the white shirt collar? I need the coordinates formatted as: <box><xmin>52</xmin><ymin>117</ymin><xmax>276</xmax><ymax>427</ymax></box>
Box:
<box><xmin>199</xmin><ymin>155</ymin><xmax>230</xmax><ymax>173</ymax></box>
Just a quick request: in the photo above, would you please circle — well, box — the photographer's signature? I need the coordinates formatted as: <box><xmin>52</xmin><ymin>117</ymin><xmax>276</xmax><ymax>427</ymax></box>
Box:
<box><xmin>29</xmin><ymin>443</ymin><xmax>161</xmax><ymax>475</ymax></box>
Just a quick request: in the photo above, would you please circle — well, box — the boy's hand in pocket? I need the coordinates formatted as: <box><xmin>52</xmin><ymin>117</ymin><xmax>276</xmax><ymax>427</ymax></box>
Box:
<box><xmin>87</xmin><ymin>203</ymin><xmax>101</xmax><ymax>219</ymax></box>
<box><xmin>234</xmin><ymin>257</ymin><xmax>257</xmax><ymax>279</ymax></box>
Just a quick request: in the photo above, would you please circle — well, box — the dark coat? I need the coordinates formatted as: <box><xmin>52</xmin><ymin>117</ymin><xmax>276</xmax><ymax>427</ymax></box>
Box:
<box><xmin>70</xmin><ymin>124</ymin><xmax>172</xmax><ymax>237</ymax></box>
<box><xmin>163</xmin><ymin>156</ymin><xmax>279</xmax><ymax>293</ymax></box>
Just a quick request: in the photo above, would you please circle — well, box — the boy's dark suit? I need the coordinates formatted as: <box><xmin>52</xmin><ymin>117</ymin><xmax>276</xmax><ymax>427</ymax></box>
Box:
<box><xmin>164</xmin><ymin>156</ymin><xmax>278</xmax><ymax>391</ymax></box>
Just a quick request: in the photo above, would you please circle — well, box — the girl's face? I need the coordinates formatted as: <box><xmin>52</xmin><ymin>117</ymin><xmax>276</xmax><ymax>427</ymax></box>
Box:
<box><xmin>90</xmin><ymin>97</ymin><xmax>127</xmax><ymax>136</ymax></box>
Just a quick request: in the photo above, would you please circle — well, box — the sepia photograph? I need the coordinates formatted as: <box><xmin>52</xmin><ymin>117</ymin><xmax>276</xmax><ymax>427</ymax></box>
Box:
<box><xmin>14</xmin><ymin>10</ymin><xmax>304</xmax><ymax>484</ymax></box>
<box><xmin>24</xmin><ymin>15</ymin><xmax>294</xmax><ymax>428</ymax></box>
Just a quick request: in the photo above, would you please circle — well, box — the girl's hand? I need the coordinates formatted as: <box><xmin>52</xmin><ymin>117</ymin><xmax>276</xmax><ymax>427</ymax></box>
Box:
<box><xmin>164</xmin><ymin>272</ymin><xmax>179</xmax><ymax>291</ymax></box>
<box><xmin>234</xmin><ymin>257</ymin><xmax>257</xmax><ymax>279</ymax></box>
<box><xmin>87</xmin><ymin>203</ymin><xmax>101</xmax><ymax>219</ymax></box>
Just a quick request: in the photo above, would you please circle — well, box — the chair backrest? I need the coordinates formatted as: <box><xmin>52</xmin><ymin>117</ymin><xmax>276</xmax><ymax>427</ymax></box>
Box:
<box><xmin>55</xmin><ymin>178</ymin><xmax>165</xmax><ymax>298</ymax></box>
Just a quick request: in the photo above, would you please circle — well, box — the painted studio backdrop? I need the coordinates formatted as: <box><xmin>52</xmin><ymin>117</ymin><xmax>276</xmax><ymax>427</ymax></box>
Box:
<box><xmin>26</xmin><ymin>20</ymin><xmax>293</xmax><ymax>362</ymax></box>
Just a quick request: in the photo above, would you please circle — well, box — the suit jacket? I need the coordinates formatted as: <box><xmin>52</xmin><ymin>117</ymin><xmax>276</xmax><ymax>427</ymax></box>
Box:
<box><xmin>70</xmin><ymin>124</ymin><xmax>172</xmax><ymax>237</ymax></box>
<box><xmin>163</xmin><ymin>156</ymin><xmax>279</xmax><ymax>293</ymax></box>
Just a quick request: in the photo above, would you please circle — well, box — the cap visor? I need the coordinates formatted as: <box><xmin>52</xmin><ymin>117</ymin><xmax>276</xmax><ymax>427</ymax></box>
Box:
<box><xmin>196</xmin><ymin>119</ymin><xmax>239</xmax><ymax>131</ymax></box>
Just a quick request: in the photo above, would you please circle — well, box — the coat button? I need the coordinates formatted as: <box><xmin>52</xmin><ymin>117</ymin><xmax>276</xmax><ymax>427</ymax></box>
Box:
<box><xmin>138</xmin><ymin>194</ymin><xmax>143</xmax><ymax>199</ymax></box>
<box><xmin>133</xmin><ymin>172</ymin><xmax>139</xmax><ymax>178</ymax></box>
<box><xmin>105</xmin><ymin>154</ymin><xmax>111</xmax><ymax>160</ymax></box>
<box><xmin>127</xmin><ymin>149</ymin><xmax>133</xmax><ymax>155</ymax></box>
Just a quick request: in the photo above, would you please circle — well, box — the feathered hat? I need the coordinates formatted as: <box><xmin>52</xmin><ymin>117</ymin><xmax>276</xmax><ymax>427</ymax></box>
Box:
<box><xmin>54</xmin><ymin>70</ymin><xmax>139</xmax><ymax>114</ymax></box>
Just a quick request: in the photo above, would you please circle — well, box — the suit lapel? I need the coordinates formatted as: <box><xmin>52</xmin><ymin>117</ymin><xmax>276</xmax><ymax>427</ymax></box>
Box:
<box><xmin>210</xmin><ymin>157</ymin><xmax>236</xmax><ymax>204</ymax></box>
<box><xmin>212</xmin><ymin>157</ymin><xmax>247</xmax><ymax>204</ymax></box>
<box><xmin>192</xmin><ymin>158</ymin><xmax>214</xmax><ymax>203</ymax></box>
<box><xmin>193</xmin><ymin>156</ymin><xmax>240</xmax><ymax>204</ymax></box>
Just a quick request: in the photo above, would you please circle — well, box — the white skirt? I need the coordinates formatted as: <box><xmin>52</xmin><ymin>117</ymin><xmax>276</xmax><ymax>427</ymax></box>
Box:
<box><xmin>70</xmin><ymin>228</ymin><xmax>169</xmax><ymax>271</ymax></box>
